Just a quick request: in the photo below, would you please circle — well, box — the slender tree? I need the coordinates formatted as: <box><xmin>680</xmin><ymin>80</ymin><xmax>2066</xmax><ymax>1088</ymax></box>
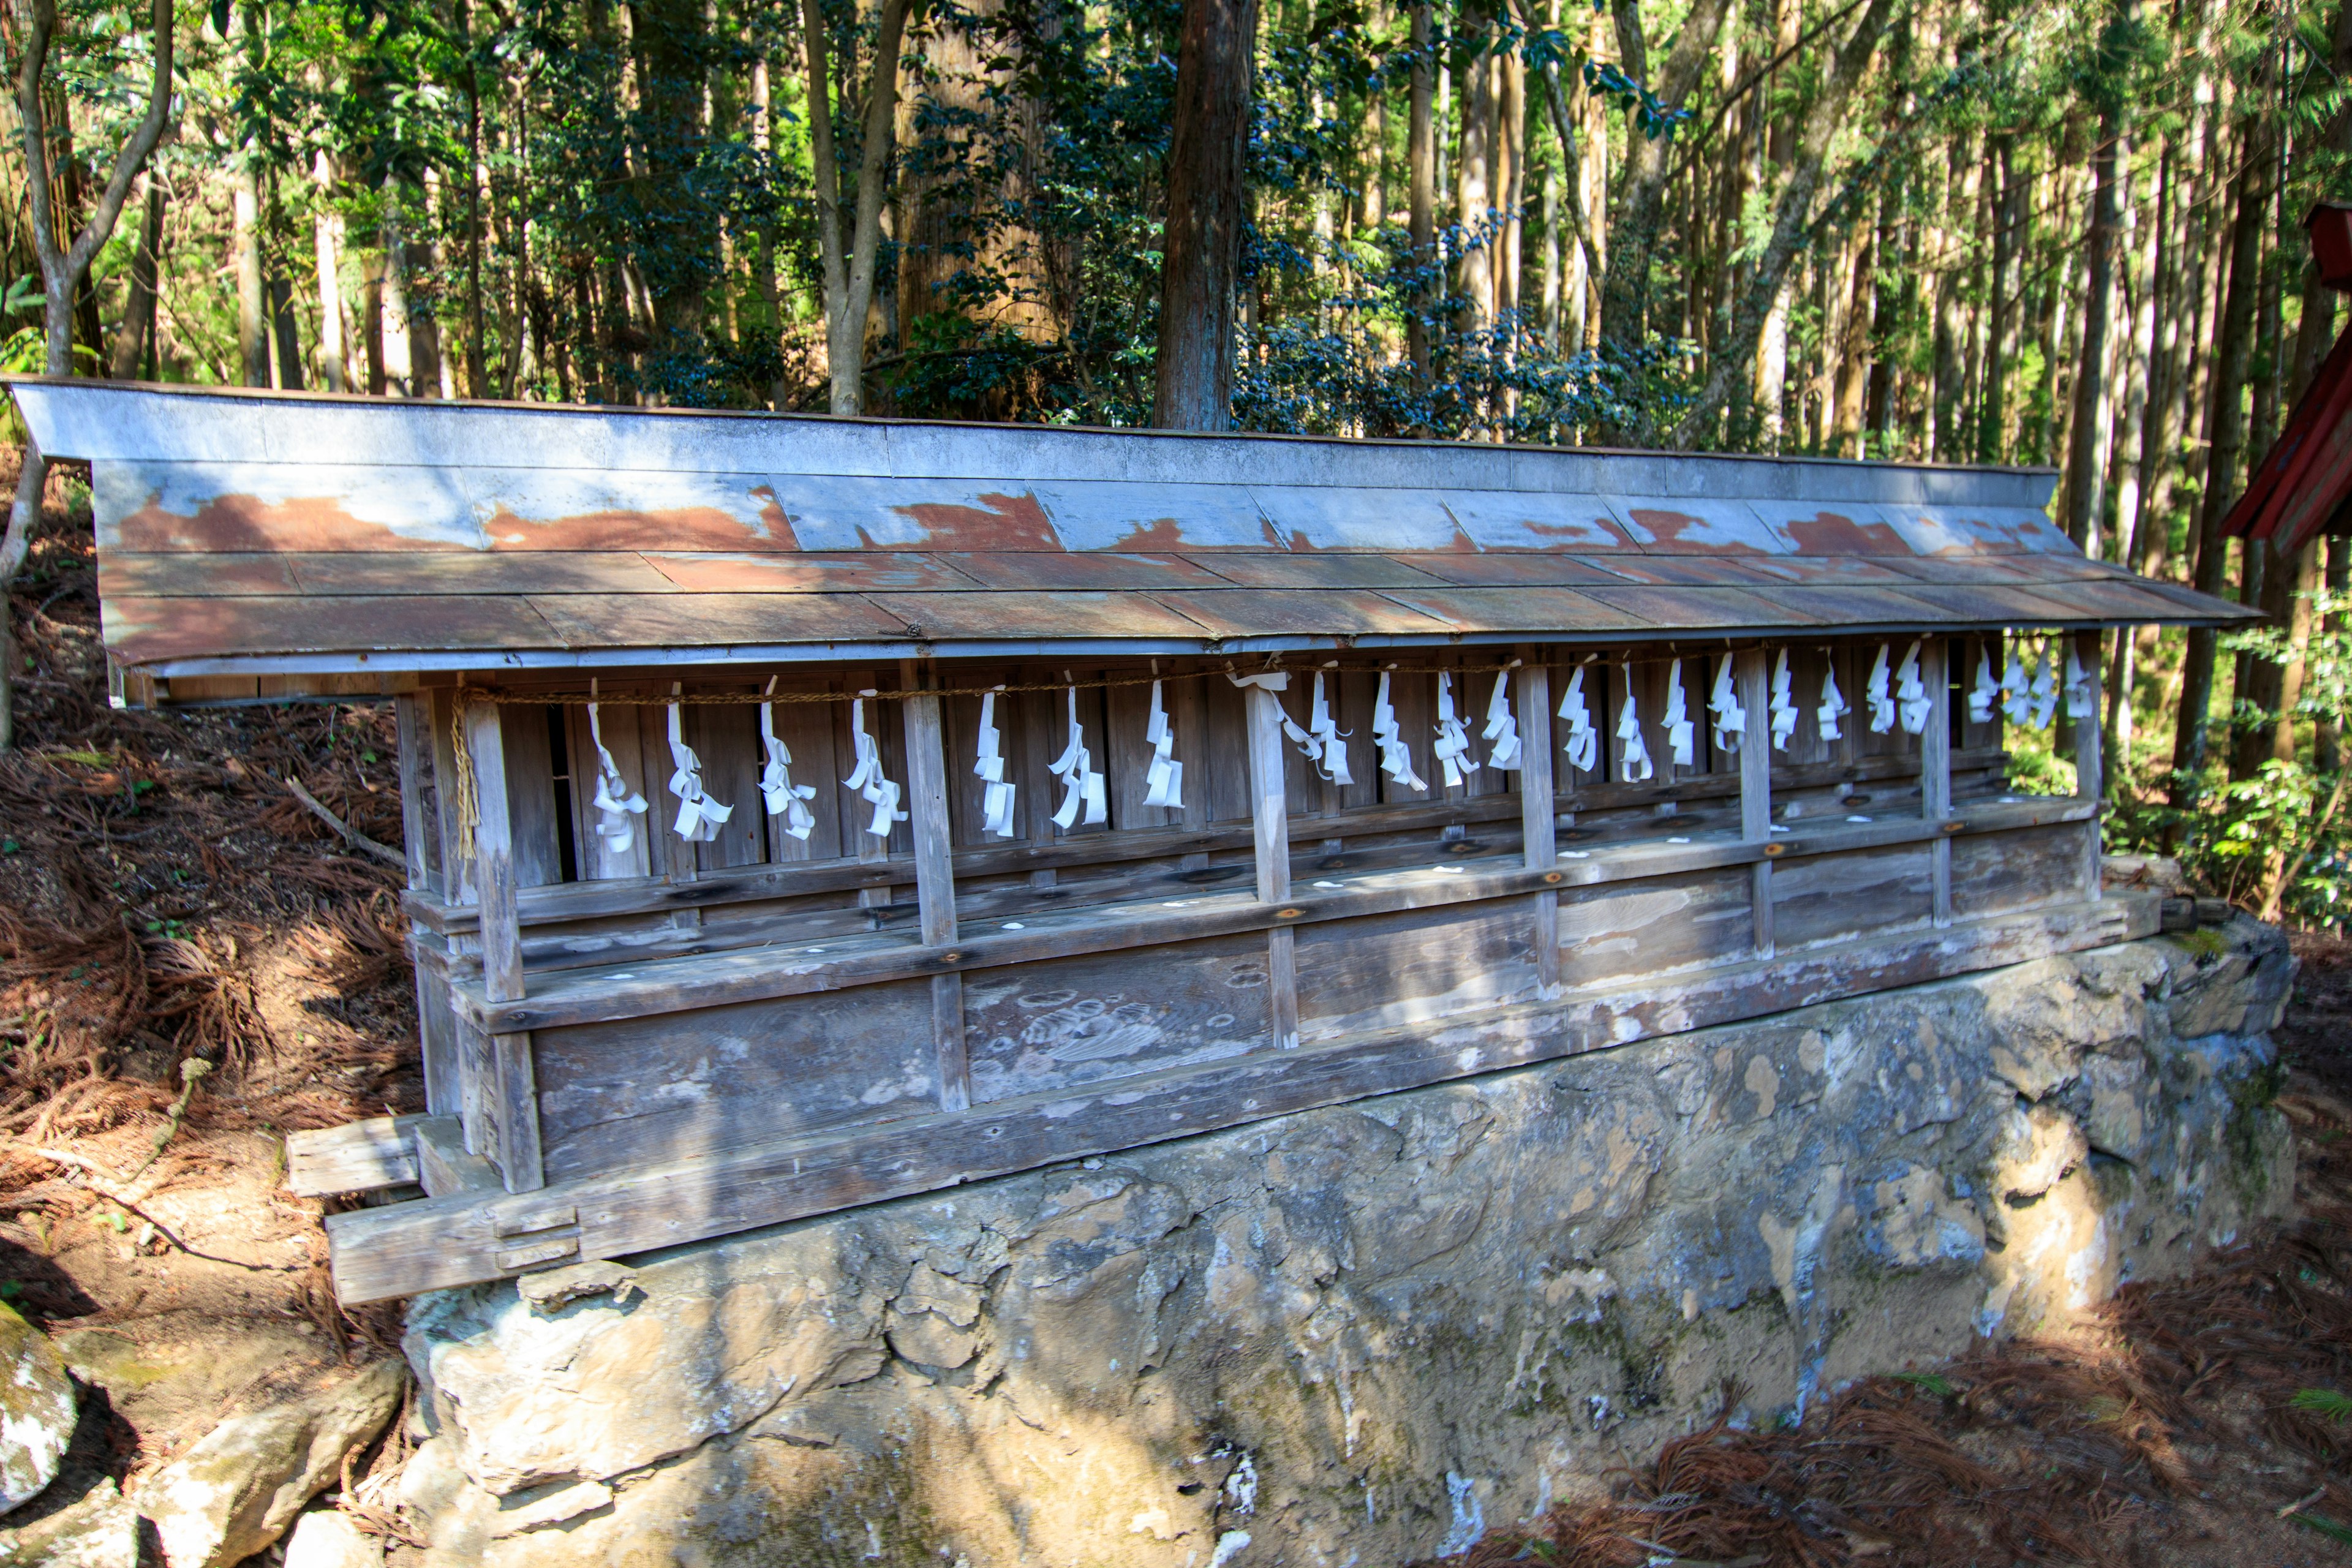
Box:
<box><xmin>1153</xmin><ymin>0</ymin><xmax>1260</xmax><ymax>429</ymax></box>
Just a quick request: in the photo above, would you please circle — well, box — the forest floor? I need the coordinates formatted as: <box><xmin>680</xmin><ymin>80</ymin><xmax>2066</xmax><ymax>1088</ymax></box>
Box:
<box><xmin>2</xmin><ymin>450</ymin><xmax>2351</xmax><ymax>1566</ymax></box>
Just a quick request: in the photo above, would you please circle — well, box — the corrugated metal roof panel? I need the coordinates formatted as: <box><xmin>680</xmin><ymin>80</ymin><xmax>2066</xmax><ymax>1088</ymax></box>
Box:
<box><xmin>644</xmin><ymin>552</ymin><xmax>981</xmax><ymax>594</ymax></box>
<box><xmin>1143</xmin><ymin>589</ymin><xmax>1453</xmax><ymax>637</ymax></box>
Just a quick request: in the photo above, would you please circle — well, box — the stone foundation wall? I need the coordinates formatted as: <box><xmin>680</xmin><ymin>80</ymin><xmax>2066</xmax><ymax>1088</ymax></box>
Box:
<box><xmin>394</xmin><ymin>918</ymin><xmax>2297</xmax><ymax>1568</ymax></box>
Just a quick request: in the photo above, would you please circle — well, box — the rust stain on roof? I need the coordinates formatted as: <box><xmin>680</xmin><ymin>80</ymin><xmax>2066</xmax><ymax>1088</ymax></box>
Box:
<box><xmin>481</xmin><ymin>504</ymin><xmax>797</xmax><ymax>552</ymax></box>
<box><xmin>877</xmin><ymin>492</ymin><xmax>1061</xmax><ymax>551</ymax></box>
<box><xmin>1621</xmin><ymin>508</ymin><xmax>1767</xmax><ymax>555</ymax></box>
<box><xmin>115</xmin><ymin>491</ymin><xmax>467</xmax><ymax>554</ymax></box>
<box><xmin>1779</xmin><ymin>511</ymin><xmax>1913</xmax><ymax>556</ymax></box>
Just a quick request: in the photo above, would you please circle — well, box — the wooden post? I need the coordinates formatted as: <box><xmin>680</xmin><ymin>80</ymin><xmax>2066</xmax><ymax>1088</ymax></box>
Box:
<box><xmin>429</xmin><ymin>688</ymin><xmax>477</xmax><ymax>907</ymax></box>
<box><xmin>1515</xmin><ymin>657</ymin><xmax>1559</xmax><ymax>996</ymax></box>
<box><xmin>2075</xmin><ymin>629</ymin><xmax>2105</xmax><ymax>901</ymax></box>
<box><xmin>1737</xmin><ymin>649</ymin><xmax>1774</xmax><ymax>958</ymax></box>
<box><xmin>1244</xmin><ymin>680</ymin><xmax>1300</xmax><ymax>1050</ymax></box>
<box><xmin>1920</xmin><ymin>638</ymin><xmax>1953</xmax><ymax>927</ymax></box>
<box><xmin>462</xmin><ymin>698</ymin><xmax>543</xmax><ymax>1193</ymax></box>
<box><xmin>901</xmin><ymin>662</ymin><xmax>971</xmax><ymax>1112</ymax></box>
<box><xmin>397</xmin><ymin>695</ymin><xmax>461</xmax><ymax>1119</ymax></box>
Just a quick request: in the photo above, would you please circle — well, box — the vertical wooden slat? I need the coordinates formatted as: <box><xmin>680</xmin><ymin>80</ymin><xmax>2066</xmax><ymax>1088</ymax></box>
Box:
<box><xmin>2075</xmin><ymin>629</ymin><xmax>2105</xmax><ymax>901</ymax></box>
<box><xmin>429</xmin><ymin>688</ymin><xmax>477</xmax><ymax>906</ymax></box>
<box><xmin>1244</xmin><ymin>680</ymin><xmax>1300</xmax><ymax>1050</ymax></box>
<box><xmin>397</xmin><ymin>696</ymin><xmax>461</xmax><ymax>1118</ymax></box>
<box><xmin>1920</xmin><ymin>638</ymin><xmax>1953</xmax><ymax>927</ymax></box>
<box><xmin>1737</xmin><ymin>649</ymin><xmax>1774</xmax><ymax>959</ymax></box>
<box><xmin>394</xmin><ymin>695</ymin><xmax>433</xmax><ymax>891</ymax></box>
<box><xmin>1516</xmin><ymin>658</ymin><xmax>1559</xmax><ymax>997</ymax></box>
<box><xmin>462</xmin><ymin>699</ymin><xmax>543</xmax><ymax>1192</ymax></box>
<box><xmin>900</xmin><ymin>661</ymin><xmax>971</xmax><ymax>1112</ymax></box>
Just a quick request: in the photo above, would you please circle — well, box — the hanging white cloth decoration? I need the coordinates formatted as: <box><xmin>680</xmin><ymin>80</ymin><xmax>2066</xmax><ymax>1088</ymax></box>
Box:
<box><xmin>1142</xmin><ymin>679</ymin><xmax>1186</xmax><ymax>807</ymax></box>
<box><xmin>1433</xmin><ymin>671</ymin><xmax>1479</xmax><ymax>787</ymax></box>
<box><xmin>1768</xmin><ymin>650</ymin><xmax>1798</xmax><ymax>750</ymax></box>
<box><xmin>757</xmin><ymin>684</ymin><xmax>817</xmax><ymax>842</ymax></box>
<box><xmin>1305</xmin><ymin>668</ymin><xmax>1354</xmax><ymax>784</ymax></box>
<box><xmin>584</xmin><ymin>703</ymin><xmax>648</xmax><ymax>855</ymax></box>
<box><xmin>1617</xmin><ymin>665</ymin><xmax>1654</xmax><ymax>782</ymax></box>
<box><xmin>1664</xmin><ymin>658</ymin><xmax>1695</xmax><ymax>767</ymax></box>
<box><xmin>666</xmin><ymin>703</ymin><xmax>734</xmax><ymax>843</ymax></box>
<box><xmin>2001</xmin><ymin>637</ymin><xmax>2032</xmax><ymax>727</ymax></box>
<box><xmin>1371</xmin><ymin>669</ymin><xmax>1428</xmax><ymax>792</ymax></box>
<box><xmin>2064</xmin><ymin>644</ymin><xmax>2096</xmax><ymax>722</ymax></box>
<box><xmin>1049</xmin><ymin>685</ymin><xmax>1107</xmax><ymax>829</ymax></box>
<box><xmin>1864</xmin><ymin>645</ymin><xmax>1896</xmax><ymax>733</ymax></box>
<box><xmin>1969</xmin><ymin>647</ymin><xmax>2000</xmax><ymax>724</ymax></box>
<box><xmin>1558</xmin><ymin>665</ymin><xmax>1598</xmax><ymax>773</ymax></box>
<box><xmin>2027</xmin><ymin>644</ymin><xmax>2059</xmax><ymax>730</ymax></box>
<box><xmin>973</xmin><ymin>685</ymin><xmax>1016</xmax><ymax>838</ymax></box>
<box><xmin>1817</xmin><ymin>657</ymin><xmax>1849</xmax><ymax>741</ymax></box>
<box><xmin>1482</xmin><ymin>662</ymin><xmax>1524</xmax><ymax>769</ymax></box>
<box><xmin>1707</xmin><ymin>654</ymin><xmax>1746</xmax><ymax>754</ymax></box>
<box><xmin>1896</xmin><ymin>640</ymin><xmax>1931</xmax><ymax>736</ymax></box>
<box><xmin>841</xmin><ymin>693</ymin><xmax>908</xmax><ymax>839</ymax></box>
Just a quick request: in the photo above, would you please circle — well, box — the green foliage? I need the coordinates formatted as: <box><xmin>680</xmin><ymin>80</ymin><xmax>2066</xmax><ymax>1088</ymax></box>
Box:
<box><xmin>2291</xmin><ymin>1387</ymin><xmax>2352</xmax><ymax>1424</ymax></box>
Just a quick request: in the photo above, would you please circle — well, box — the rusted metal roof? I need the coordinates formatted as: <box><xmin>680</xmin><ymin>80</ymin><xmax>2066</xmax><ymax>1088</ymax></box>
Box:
<box><xmin>6</xmin><ymin>379</ymin><xmax>2255</xmax><ymax>687</ymax></box>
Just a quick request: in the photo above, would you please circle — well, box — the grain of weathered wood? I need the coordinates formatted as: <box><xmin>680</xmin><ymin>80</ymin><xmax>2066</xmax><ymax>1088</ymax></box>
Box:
<box><xmin>429</xmin><ymin>688</ymin><xmax>476</xmax><ymax>905</ymax></box>
<box><xmin>499</xmin><ymin>704</ymin><xmax>565</xmax><ymax>888</ymax></box>
<box><xmin>1920</xmin><ymin>638</ymin><xmax>1953</xmax><ymax>926</ymax></box>
<box><xmin>931</xmin><ymin>973</ymin><xmax>971</xmax><ymax>1112</ymax></box>
<box><xmin>690</xmin><ymin>696</ymin><xmax>767</xmax><ymax>871</ymax></box>
<box><xmin>1735</xmin><ymin>650</ymin><xmax>1773</xmax><ymax>957</ymax></box>
<box><xmin>1556</xmin><ymin>866</ymin><xmax>1753</xmax><ymax>989</ymax></box>
<box><xmin>326</xmin><ymin>894</ymin><xmax>2160</xmax><ymax>1304</ymax></box>
<box><xmin>902</xmin><ymin>670</ymin><xmax>968</xmax><ymax>1110</ymax></box>
<box><xmin>1949</xmin><ymin>823</ymin><xmax>2084</xmax><ymax>921</ymax></box>
<box><xmin>453</xmin><ymin>798</ymin><xmax>2098</xmax><ymax>1033</ymax></box>
<box><xmin>413</xmin><ymin>1115</ymin><xmax>502</xmax><ymax>1196</ymax></box>
<box><xmin>463</xmin><ymin>701</ymin><xmax>526</xmax><ymax>1003</ymax></box>
<box><xmin>458</xmin><ymin>1017</ymin><xmax>500</xmax><ymax>1164</ymax></box>
<box><xmin>286</xmin><ymin>1114</ymin><xmax>425</xmax><ymax>1196</ymax></box>
<box><xmin>1771</xmin><ymin>843</ymin><xmax>1933</xmax><ymax>951</ymax></box>
<box><xmin>1295</xmin><ymin>902</ymin><xmax>1539</xmax><ymax>1042</ymax></box>
<box><xmin>2075</xmin><ymin>629</ymin><xmax>2104</xmax><ymax>900</ymax></box>
<box><xmin>1245</xmin><ymin>683</ymin><xmax>1292</xmax><ymax>901</ymax></box>
<box><xmin>1517</xmin><ymin>657</ymin><xmax>1558</xmax><ymax>993</ymax></box>
<box><xmin>413</xmin><ymin>944</ymin><xmax>461</xmax><ymax>1118</ymax></box>
<box><xmin>395</xmin><ymin>696</ymin><xmax>433</xmax><ymax>890</ymax></box>
<box><xmin>493</xmin><ymin>1031</ymin><xmax>544</xmax><ymax>1193</ymax></box>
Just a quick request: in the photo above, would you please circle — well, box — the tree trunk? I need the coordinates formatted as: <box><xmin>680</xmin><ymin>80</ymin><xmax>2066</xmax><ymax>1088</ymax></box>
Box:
<box><xmin>1595</xmin><ymin>0</ymin><xmax>1733</xmax><ymax>352</ymax></box>
<box><xmin>1453</xmin><ymin>10</ymin><xmax>1493</xmax><ymax>333</ymax></box>
<box><xmin>311</xmin><ymin>154</ymin><xmax>348</xmax><ymax>393</ymax></box>
<box><xmin>1407</xmin><ymin>0</ymin><xmax>1434</xmax><ymax>386</ymax></box>
<box><xmin>1153</xmin><ymin>0</ymin><xmax>1260</xmax><ymax>429</ymax></box>
<box><xmin>2063</xmin><ymin>111</ymin><xmax>2124</xmax><ymax>557</ymax></box>
<box><xmin>105</xmin><ymin>172</ymin><xmax>162</xmax><ymax>380</ymax></box>
<box><xmin>2170</xmin><ymin>116</ymin><xmax>2272</xmax><ymax>805</ymax></box>
<box><xmin>805</xmin><ymin>0</ymin><xmax>919</xmax><ymax>415</ymax></box>
<box><xmin>233</xmin><ymin>170</ymin><xmax>268</xmax><ymax>386</ymax></box>
<box><xmin>268</xmin><ymin>274</ymin><xmax>305</xmax><ymax>391</ymax></box>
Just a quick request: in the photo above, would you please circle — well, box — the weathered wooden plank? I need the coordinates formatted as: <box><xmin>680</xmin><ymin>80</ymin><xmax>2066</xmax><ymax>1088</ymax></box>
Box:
<box><xmin>2075</xmin><ymin>629</ymin><xmax>2104</xmax><ymax>900</ymax></box>
<box><xmin>1556</xmin><ymin>866</ymin><xmax>1753</xmax><ymax>989</ymax></box>
<box><xmin>531</xmin><ymin>979</ymin><xmax>941</xmax><ymax>1183</ymax></box>
<box><xmin>454</xmin><ymin>799</ymin><xmax>2101</xmax><ymax>1033</ymax></box>
<box><xmin>458</xmin><ymin>1017</ymin><xmax>500</xmax><ymax>1164</ymax></box>
<box><xmin>286</xmin><ymin>1114</ymin><xmax>426</xmax><ymax>1196</ymax></box>
<box><xmin>413</xmin><ymin>1115</ymin><xmax>502</xmax><ymax>1196</ymax></box>
<box><xmin>1517</xmin><ymin>658</ymin><xmax>1559</xmax><ymax>994</ymax></box>
<box><xmin>1295</xmin><ymin>903</ymin><xmax>1539</xmax><ymax>1042</ymax></box>
<box><xmin>1920</xmin><ymin>638</ymin><xmax>1952</xmax><ymax>925</ymax></box>
<box><xmin>1949</xmin><ymin>824</ymin><xmax>2084</xmax><ymax>921</ymax></box>
<box><xmin>429</xmin><ymin>688</ymin><xmax>476</xmax><ymax>905</ymax></box>
<box><xmin>1771</xmin><ymin>843</ymin><xmax>1933</xmax><ymax>951</ymax></box>
<box><xmin>395</xmin><ymin>696</ymin><xmax>434</xmax><ymax>890</ymax></box>
<box><xmin>962</xmin><ymin>932</ymin><xmax>1270</xmax><ymax>1101</ymax></box>
<box><xmin>413</xmin><ymin>941</ymin><xmax>461</xmax><ymax>1118</ymax></box>
<box><xmin>932</xmin><ymin>974</ymin><xmax>971</xmax><ymax>1112</ymax></box>
<box><xmin>1736</xmin><ymin>649</ymin><xmax>1774</xmax><ymax>957</ymax></box>
<box><xmin>494</xmin><ymin>1032</ymin><xmax>543</xmax><ymax>1193</ymax></box>
<box><xmin>690</xmin><ymin>696</ymin><xmax>767</xmax><ymax>871</ymax></box>
<box><xmin>499</xmin><ymin>704</ymin><xmax>565</xmax><ymax>888</ymax></box>
<box><xmin>463</xmin><ymin>701</ymin><xmax>526</xmax><ymax>1002</ymax></box>
<box><xmin>764</xmin><ymin>673</ymin><xmax>842</xmax><ymax>863</ymax></box>
<box><xmin>326</xmin><ymin>895</ymin><xmax>2160</xmax><ymax>1305</ymax></box>
<box><xmin>902</xmin><ymin>671</ymin><xmax>967</xmax><ymax>1110</ymax></box>
<box><xmin>1244</xmin><ymin>679</ymin><xmax>1300</xmax><ymax>1050</ymax></box>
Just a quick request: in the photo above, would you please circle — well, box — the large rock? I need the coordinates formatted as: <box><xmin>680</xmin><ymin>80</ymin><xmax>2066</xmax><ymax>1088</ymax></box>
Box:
<box><xmin>137</xmin><ymin>1359</ymin><xmax>404</xmax><ymax>1568</ymax></box>
<box><xmin>281</xmin><ymin>1509</ymin><xmax>386</xmax><ymax>1568</ymax></box>
<box><xmin>0</xmin><ymin>1479</ymin><xmax>137</xmax><ymax>1568</ymax></box>
<box><xmin>0</xmin><ymin>1302</ymin><xmax>75</xmax><ymax>1515</ymax></box>
<box><xmin>398</xmin><ymin>919</ymin><xmax>2299</xmax><ymax>1567</ymax></box>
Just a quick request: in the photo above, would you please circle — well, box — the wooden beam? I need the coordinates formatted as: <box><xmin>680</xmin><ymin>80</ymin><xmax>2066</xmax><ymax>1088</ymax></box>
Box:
<box><xmin>2075</xmin><ymin>630</ymin><xmax>2105</xmax><ymax>900</ymax></box>
<box><xmin>429</xmin><ymin>688</ymin><xmax>475</xmax><ymax>907</ymax></box>
<box><xmin>454</xmin><ymin>799</ymin><xmax>2102</xmax><ymax>1035</ymax></box>
<box><xmin>394</xmin><ymin>695</ymin><xmax>434</xmax><ymax>891</ymax></box>
<box><xmin>1243</xmin><ymin>680</ymin><xmax>1299</xmax><ymax>1049</ymax></box>
<box><xmin>493</xmin><ymin>1031</ymin><xmax>544</xmax><ymax>1193</ymax></box>
<box><xmin>1737</xmin><ymin>649</ymin><xmax>1774</xmax><ymax>958</ymax></box>
<box><xmin>1920</xmin><ymin>638</ymin><xmax>1953</xmax><ymax>927</ymax></box>
<box><xmin>1515</xmin><ymin>658</ymin><xmax>1559</xmax><ymax>995</ymax></box>
<box><xmin>326</xmin><ymin>894</ymin><xmax>2159</xmax><ymax>1306</ymax></box>
<box><xmin>462</xmin><ymin>699</ymin><xmax>525</xmax><ymax>1004</ymax></box>
<box><xmin>412</xmin><ymin>1115</ymin><xmax>502</xmax><ymax>1196</ymax></box>
<box><xmin>900</xmin><ymin>662</ymin><xmax>973</xmax><ymax>1112</ymax></box>
<box><xmin>285</xmin><ymin>1114</ymin><xmax>425</xmax><ymax>1197</ymax></box>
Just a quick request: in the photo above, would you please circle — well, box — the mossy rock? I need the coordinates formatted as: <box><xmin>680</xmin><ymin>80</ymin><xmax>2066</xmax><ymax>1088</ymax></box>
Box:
<box><xmin>0</xmin><ymin>1302</ymin><xmax>76</xmax><ymax>1515</ymax></box>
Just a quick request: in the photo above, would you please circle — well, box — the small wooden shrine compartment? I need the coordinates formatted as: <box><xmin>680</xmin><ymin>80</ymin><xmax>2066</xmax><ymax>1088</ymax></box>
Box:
<box><xmin>0</xmin><ymin>378</ymin><xmax>2250</xmax><ymax>1304</ymax></box>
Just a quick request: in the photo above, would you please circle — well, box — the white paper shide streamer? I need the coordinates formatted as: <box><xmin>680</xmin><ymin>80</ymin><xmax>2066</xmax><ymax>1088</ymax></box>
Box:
<box><xmin>1482</xmin><ymin>662</ymin><xmax>1523</xmax><ymax>769</ymax></box>
<box><xmin>1433</xmin><ymin>672</ymin><xmax>1479</xmax><ymax>786</ymax></box>
<box><xmin>1817</xmin><ymin>657</ymin><xmax>1849</xmax><ymax>741</ymax></box>
<box><xmin>1895</xmin><ymin>640</ymin><xmax>1931</xmax><ymax>736</ymax></box>
<box><xmin>842</xmin><ymin>694</ymin><xmax>908</xmax><ymax>839</ymax></box>
<box><xmin>974</xmin><ymin>686</ymin><xmax>1016</xmax><ymax>838</ymax></box>
<box><xmin>1049</xmin><ymin>687</ymin><xmax>1107</xmax><ymax>829</ymax></box>
<box><xmin>2001</xmin><ymin>638</ymin><xmax>2032</xmax><ymax>727</ymax></box>
<box><xmin>1865</xmin><ymin>644</ymin><xmax>1896</xmax><ymax>734</ymax></box>
<box><xmin>2064</xmin><ymin>643</ymin><xmax>2095</xmax><ymax>722</ymax></box>
<box><xmin>1768</xmin><ymin>650</ymin><xmax>1798</xmax><ymax>750</ymax></box>
<box><xmin>1142</xmin><ymin>679</ymin><xmax>1185</xmax><ymax>807</ymax></box>
<box><xmin>1618</xmin><ymin>666</ymin><xmax>1654</xmax><ymax>782</ymax></box>
<box><xmin>586</xmin><ymin>703</ymin><xmax>648</xmax><ymax>854</ymax></box>
<box><xmin>1969</xmin><ymin>647</ymin><xmax>2000</xmax><ymax>723</ymax></box>
<box><xmin>1303</xmin><ymin>669</ymin><xmax>1354</xmax><ymax>784</ymax></box>
<box><xmin>757</xmin><ymin>688</ymin><xmax>816</xmax><ymax>842</ymax></box>
<box><xmin>2028</xmin><ymin>644</ymin><xmax>2058</xmax><ymax>730</ymax></box>
<box><xmin>666</xmin><ymin>703</ymin><xmax>734</xmax><ymax>844</ymax></box>
<box><xmin>1707</xmin><ymin>654</ymin><xmax>1745</xmax><ymax>754</ymax></box>
<box><xmin>1372</xmin><ymin>670</ymin><xmax>1428</xmax><ymax>792</ymax></box>
<box><xmin>1664</xmin><ymin>658</ymin><xmax>1695</xmax><ymax>767</ymax></box>
<box><xmin>1559</xmin><ymin>665</ymin><xmax>1598</xmax><ymax>773</ymax></box>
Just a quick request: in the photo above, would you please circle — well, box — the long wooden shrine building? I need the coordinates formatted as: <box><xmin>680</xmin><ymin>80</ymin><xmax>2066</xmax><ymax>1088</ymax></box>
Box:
<box><xmin>3</xmin><ymin>379</ymin><xmax>2252</xmax><ymax>1305</ymax></box>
